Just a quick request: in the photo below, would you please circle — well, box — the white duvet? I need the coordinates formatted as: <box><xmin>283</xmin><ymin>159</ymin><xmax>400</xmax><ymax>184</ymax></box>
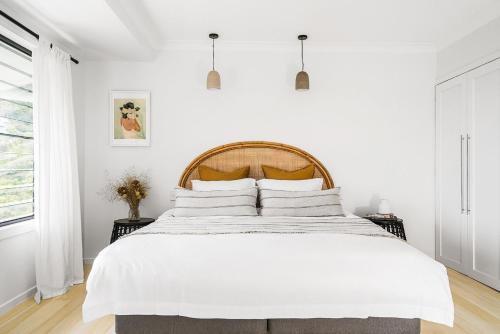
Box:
<box><xmin>83</xmin><ymin>214</ymin><xmax>453</xmax><ymax>326</ymax></box>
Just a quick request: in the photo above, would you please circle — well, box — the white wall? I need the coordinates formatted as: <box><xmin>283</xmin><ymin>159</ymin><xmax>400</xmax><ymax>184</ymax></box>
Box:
<box><xmin>438</xmin><ymin>16</ymin><xmax>500</xmax><ymax>81</ymax></box>
<box><xmin>80</xmin><ymin>44</ymin><xmax>437</xmax><ymax>259</ymax></box>
<box><xmin>0</xmin><ymin>226</ymin><xmax>36</xmax><ymax>314</ymax></box>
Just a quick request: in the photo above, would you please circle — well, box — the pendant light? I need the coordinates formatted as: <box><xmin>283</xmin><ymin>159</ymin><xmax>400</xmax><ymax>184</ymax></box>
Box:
<box><xmin>207</xmin><ymin>33</ymin><xmax>221</xmax><ymax>90</ymax></box>
<box><xmin>295</xmin><ymin>34</ymin><xmax>309</xmax><ymax>91</ymax></box>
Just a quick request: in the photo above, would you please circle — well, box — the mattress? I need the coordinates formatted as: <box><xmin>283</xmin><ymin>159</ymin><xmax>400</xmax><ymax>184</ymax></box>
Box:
<box><xmin>83</xmin><ymin>214</ymin><xmax>453</xmax><ymax>326</ymax></box>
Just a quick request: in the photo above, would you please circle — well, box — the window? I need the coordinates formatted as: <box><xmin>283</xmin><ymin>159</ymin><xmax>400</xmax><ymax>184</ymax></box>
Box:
<box><xmin>0</xmin><ymin>35</ymin><xmax>33</xmax><ymax>227</ymax></box>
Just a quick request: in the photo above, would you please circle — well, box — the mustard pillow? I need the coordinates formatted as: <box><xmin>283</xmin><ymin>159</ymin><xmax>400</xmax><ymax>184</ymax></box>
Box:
<box><xmin>198</xmin><ymin>165</ymin><xmax>250</xmax><ymax>181</ymax></box>
<box><xmin>261</xmin><ymin>164</ymin><xmax>315</xmax><ymax>180</ymax></box>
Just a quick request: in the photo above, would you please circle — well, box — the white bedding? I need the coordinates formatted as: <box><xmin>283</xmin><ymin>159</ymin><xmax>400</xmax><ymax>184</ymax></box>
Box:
<box><xmin>83</xmin><ymin>214</ymin><xmax>453</xmax><ymax>326</ymax></box>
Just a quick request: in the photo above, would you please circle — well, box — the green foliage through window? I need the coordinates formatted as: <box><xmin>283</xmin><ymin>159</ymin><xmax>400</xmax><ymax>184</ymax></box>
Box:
<box><xmin>0</xmin><ymin>38</ymin><xmax>33</xmax><ymax>225</ymax></box>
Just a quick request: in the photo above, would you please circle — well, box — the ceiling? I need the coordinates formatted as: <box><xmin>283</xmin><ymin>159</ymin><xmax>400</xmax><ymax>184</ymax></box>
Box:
<box><xmin>2</xmin><ymin>0</ymin><xmax>500</xmax><ymax>60</ymax></box>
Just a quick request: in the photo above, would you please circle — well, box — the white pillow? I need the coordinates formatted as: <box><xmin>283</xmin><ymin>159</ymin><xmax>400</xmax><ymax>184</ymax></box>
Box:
<box><xmin>191</xmin><ymin>178</ymin><xmax>256</xmax><ymax>191</ymax></box>
<box><xmin>256</xmin><ymin>178</ymin><xmax>323</xmax><ymax>191</ymax></box>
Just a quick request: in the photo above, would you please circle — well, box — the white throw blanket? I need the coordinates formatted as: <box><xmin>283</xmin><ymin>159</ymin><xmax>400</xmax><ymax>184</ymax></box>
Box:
<box><xmin>121</xmin><ymin>216</ymin><xmax>397</xmax><ymax>237</ymax></box>
<box><xmin>83</xmin><ymin>215</ymin><xmax>453</xmax><ymax>326</ymax></box>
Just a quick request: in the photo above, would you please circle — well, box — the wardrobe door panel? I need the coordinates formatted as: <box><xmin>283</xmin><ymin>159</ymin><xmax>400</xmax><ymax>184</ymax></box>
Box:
<box><xmin>468</xmin><ymin>59</ymin><xmax>500</xmax><ymax>290</ymax></box>
<box><xmin>436</xmin><ymin>77</ymin><xmax>468</xmax><ymax>271</ymax></box>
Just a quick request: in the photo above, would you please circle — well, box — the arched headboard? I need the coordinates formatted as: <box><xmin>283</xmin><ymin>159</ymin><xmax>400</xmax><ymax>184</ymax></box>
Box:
<box><xmin>179</xmin><ymin>141</ymin><xmax>334</xmax><ymax>189</ymax></box>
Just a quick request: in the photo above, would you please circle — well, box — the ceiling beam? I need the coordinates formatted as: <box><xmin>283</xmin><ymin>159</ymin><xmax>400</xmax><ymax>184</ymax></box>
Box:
<box><xmin>105</xmin><ymin>0</ymin><xmax>163</xmax><ymax>55</ymax></box>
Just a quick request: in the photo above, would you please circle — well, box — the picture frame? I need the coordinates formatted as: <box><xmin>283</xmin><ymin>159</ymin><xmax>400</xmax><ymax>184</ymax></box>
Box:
<box><xmin>109</xmin><ymin>90</ymin><xmax>151</xmax><ymax>146</ymax></box>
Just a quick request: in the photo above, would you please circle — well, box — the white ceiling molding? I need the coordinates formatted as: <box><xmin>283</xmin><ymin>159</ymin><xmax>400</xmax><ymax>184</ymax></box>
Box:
<box><xmin>163</xmin><ymin>40</ymin><xmax>435</xmax><ymax>54</ymax></box>
<box><xmin>105</xmin><ymin>0</ymin><xmax>163</xmax><ymax>57</ymax></box>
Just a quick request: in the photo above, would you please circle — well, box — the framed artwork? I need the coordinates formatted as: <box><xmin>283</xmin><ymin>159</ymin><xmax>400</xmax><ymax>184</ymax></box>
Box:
<box><xmin>110</xmin><ymin>90</ymin><xmax>150</xmax><ymax>146</ymax></box>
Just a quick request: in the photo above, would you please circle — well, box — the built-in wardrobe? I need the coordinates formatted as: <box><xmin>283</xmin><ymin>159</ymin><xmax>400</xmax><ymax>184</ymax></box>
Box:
<box><xmin>436</xmin><ymin>58</ymin><xmax>500</xmax><ymax>290</ymax></box>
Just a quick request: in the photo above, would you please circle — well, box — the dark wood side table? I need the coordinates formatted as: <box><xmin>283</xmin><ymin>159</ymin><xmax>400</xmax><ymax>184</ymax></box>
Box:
<box><xmin>110</xmin><ymin>218</ymin><xmax>155</xmax><ymax>243</ymax></box>
<box><xmin>364</xmin><ymin>216</ymin><xmax>407</xmax><ymax>241</ymax></box>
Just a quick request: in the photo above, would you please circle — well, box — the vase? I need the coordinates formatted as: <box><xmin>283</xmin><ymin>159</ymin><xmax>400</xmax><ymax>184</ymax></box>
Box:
<box><xmin>128</xmin><ymin>206</ymin><xmax>140</xmax><ymax>221</ymax></box>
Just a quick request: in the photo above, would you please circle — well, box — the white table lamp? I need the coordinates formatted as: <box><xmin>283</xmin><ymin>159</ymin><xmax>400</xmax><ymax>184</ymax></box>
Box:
<box><xmin>378</xmin><ymin>199</ymin><xmax>392</xmax><ymax>215</ymax></box>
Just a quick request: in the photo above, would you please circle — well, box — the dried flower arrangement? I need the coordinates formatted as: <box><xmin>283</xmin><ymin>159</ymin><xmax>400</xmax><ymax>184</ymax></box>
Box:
<box><xmin>102</xmin><ymin>169</ymin><xmax>150</xmax><ymax>221</ymax></box>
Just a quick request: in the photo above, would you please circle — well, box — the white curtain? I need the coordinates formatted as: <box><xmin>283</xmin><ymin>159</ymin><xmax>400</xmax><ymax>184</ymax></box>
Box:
<box><xmin>32</xmin><ymin>39</ymin><xmax>83</xmax><ymax>301</ymax></box>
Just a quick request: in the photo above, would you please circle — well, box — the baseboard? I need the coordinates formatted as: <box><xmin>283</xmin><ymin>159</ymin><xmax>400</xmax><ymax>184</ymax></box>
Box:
<box><xmin>83</xmin><ymin>258</ymin><xmax>95</xmax><ymax>265</ymax></box>
<box><xmin>0</xmin><ymin>286</ymin><xmax>36</xmax><ymax>315</ymax></box>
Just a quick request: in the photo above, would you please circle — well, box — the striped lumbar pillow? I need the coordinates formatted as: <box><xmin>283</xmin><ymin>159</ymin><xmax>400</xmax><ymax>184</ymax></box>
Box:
<box><xmin>259</xmin><ymin>188</ymin><xmax>344</xmax><ymax>217</ymax></box>
<box><xmin>173</xmin><ymin>187</ymin><xmax>258</xmax><ymax>217</ymax></box>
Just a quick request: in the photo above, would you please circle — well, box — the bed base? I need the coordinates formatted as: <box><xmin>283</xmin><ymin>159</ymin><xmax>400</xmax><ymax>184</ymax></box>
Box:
<box><xmin>115</xmin><ymin>315</ymin><xmax>420</xmax><ymax>334</ymax></box>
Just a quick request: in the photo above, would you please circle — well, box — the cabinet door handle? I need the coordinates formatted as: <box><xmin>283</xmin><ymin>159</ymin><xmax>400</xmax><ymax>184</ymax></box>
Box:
<box><xmin>466</xmin><ymin>134</ymin><xmax>471</xmax><ymax>214</ymax></box>
<box><xmin>460</xmin><ymin>135</ymin><xmax>465</xmax><ymax>214</ymax></box>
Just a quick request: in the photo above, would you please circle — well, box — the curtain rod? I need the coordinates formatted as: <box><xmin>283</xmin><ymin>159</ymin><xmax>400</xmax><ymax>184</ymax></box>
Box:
<box><xmin>0</xmin><ymin>10</ymin><xmax>79</xmax><ymax>64</ymax></box>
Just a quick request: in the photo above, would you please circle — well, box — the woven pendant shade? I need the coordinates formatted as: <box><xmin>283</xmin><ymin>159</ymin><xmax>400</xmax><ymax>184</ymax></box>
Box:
<box><xmin>295</xmin><ymin>71</ymin><xmax>309</xmax><ymax>91</ymax></box>
<box><xmin>207</xmin><ymin>70</ymin><xmax>221</xmax><ymax>90</ymax></box>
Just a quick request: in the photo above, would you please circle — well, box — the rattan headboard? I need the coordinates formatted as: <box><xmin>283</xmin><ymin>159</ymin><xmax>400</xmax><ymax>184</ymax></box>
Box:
<box><xmin>179</xmin><ymin>141</ymin><xmax>334</xmax><ymax>189</ymax></box>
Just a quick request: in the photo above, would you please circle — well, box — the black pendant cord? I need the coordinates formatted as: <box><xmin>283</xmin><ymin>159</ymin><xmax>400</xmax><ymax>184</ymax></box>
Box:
<box><xmin>212</xmin><ymin>38</ymin><xmax>215</xmax><ymax>71</ymax></box>
<box><xmin>301</xmin><ymin>40</ymin><xmax>304</xmax><ymax>71</ymax></box>
<box><xmin>0</xmin><ymin>10</ymin><xmax>79</xmax><ymax>64</ymax></box>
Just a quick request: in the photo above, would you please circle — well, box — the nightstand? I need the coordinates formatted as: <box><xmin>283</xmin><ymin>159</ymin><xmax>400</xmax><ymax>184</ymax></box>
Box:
<box><xmin>364</xmin><ymin>216</ymin><xmax>407</xmax><ymax>241</ymax></box>
<box><xmin>110</xmin><ymin>218</ymin><xmax>155</xmax><ymax>243</ymax></box>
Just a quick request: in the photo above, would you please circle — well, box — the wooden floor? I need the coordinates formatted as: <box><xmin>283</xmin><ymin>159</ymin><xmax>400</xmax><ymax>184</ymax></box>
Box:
<box><xmin>0</xmin><ymin>266</ymin><xmax>498</xmax><ymax>333</ymax></box>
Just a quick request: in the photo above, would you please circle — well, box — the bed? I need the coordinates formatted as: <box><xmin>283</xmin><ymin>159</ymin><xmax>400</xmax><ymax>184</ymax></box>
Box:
<box><xmin>83</xmin><ymin>141</ymin><xmax>454</xmax><ymax>334</ymax></box>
